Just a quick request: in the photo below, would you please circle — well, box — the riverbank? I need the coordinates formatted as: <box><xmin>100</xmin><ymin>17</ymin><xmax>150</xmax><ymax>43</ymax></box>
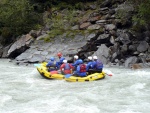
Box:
<box><xmin>0</xmin><ymin>0</ymin><xmax>150</xmax><ymax>68</ymax></box>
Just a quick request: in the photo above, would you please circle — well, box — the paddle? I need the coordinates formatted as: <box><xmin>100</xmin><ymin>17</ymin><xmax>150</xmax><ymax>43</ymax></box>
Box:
<box><xmin>65</xmin><ymin>74</ymin><xmax>73</xmax><ymax>78</ymax></box>
<box><xmin>105</xmin><ymin>73</ymin><xmax>113</xmax><ymax>76</ymax></box>
<box><xmin>34</xmin><ymin>64</ymin><xmax>41</xmax><ymax>67</ymax></box>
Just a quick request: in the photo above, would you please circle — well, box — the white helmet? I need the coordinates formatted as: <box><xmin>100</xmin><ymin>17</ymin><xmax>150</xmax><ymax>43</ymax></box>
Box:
<box><xmin>74</xmin><ymin>55</ymin><xmax>78</xmax><ymax>59</ymax></box>
<box><xmin>93</xmin><ymin>56</ymin><xmax>98</xmax><ymax>59</ymax></box>
<box><xmin>63</xmin><ymin>60</ymin><xmax>67</xmax><ymax>63</ymax></box>
<box><xmin>88</xmin><ymin>56</ymin><xmax>92</xmax><ymax>60</ymax></box>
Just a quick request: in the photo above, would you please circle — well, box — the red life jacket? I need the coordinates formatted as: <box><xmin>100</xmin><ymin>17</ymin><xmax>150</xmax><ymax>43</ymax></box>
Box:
<box><xmin>80</xmin><ymin>64</ymin><xmax>86</xmax><ymax>72</ymax></box>
<box><xmin>64</xmin><ymin>63</ymin><xmax>71</xmax><ymax>70</ymax></box>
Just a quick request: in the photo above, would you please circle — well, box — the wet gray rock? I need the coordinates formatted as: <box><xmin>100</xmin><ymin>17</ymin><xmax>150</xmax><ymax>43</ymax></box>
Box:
<box><xmin>124</xmin><ymin>56</ymin><xmax>138</xmax><ymax>68</ymax></box>
<box><xmin>117</xmin><ymin>30</ymin><xmax>131</xmax><ymax>44</ymax></box>
<box><xmin>7</xmin><ymin>34</ymin><xmax>33</xmax><ymax>58</ymax></box>
<box><xmin>79</xmin><ymin>22</ymin><xmax>91</xmax><ymax>30</ymax></box>
<box><xmin>105</xmin><ymin>24</ymin><xmax>116</xmax><ymax>31</ymax></box>
<box><xmin>87</xmin><ymin>24</ymin><xmax>101</xmax><ymax>30</ymax></box>
<box><xmin>14</xmin><ymin>34</ymin><xmax>90</xmax><ymax>64</ymax></box>
<box><xmin>28</xmin><ymin>54</ymin><xmax>45</xmax><ymax>63</ymax></box>
<box><xmin>86</xmin><ymin>34</ymin><xmax>96</xmax><ymax>41</ymax></box>
<box><xmin>16</xmin><ymin>52</ymin><xmax>32</xmax><ymax>61</ymax></box>
<box><xmin>137</xmin><ymin>41</ymin><xmax>149</xmax><ymax>52</ymax></box>
<box><xmin>0</xmin><ymin>45</ymin><xmax>3</xmax><ymax>57</ymax></box>
<box><xmin>100</xmin><ymin>0</ymin><xmax>112</xmax><ymax>8</ymax></box>
<box><xmin>93</xmin><ymin>44</ymin><xmax>111</xmax><ymax>64</ymax></box>
<box><xmin>96</xmin><ymin>20</ymin><xmax>107</xmax><ymax>24</ymax></box>
<box><xmin>2</xmin><ymin>45</ymin><xmax>11</xmax><ymax>58</ymax></box>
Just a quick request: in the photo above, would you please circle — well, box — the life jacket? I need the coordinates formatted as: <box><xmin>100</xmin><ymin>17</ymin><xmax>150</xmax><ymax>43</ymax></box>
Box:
<box><xmin>64</xmin><ymin>63</ymin><xmax>71</xmax><ymax>70</ymax></box>
<box><xmin>96</xmin><ymin>60</ymin><xmax>103</xmax><ymax>69</ymax></box>
<box><xmin>80</xmin><ymin>64</ymin><xmax>86</xmax><ymax>72</ymax></box>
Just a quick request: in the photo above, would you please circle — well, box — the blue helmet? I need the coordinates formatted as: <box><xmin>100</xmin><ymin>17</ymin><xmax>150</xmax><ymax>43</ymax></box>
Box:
<box><xmin>78</xmin><ymin>59</ymin><xmax>83</xmax><ymax>64</ymax></box>
<box><xmin>50</xmin><ymin>57</ymin><xmax>55</xmax><ymax>61</ymax></box>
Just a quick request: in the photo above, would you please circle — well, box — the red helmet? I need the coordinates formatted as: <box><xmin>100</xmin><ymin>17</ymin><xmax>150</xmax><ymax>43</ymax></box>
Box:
<box><xmin>57</xmin><ymin>52</ymin><xmax>62</xmax><ymax>57</ymax></box>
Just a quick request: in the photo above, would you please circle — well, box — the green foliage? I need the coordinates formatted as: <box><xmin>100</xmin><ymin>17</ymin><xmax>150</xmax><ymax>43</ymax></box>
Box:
<box><xmin>131</xmin><ymin>0</ymin><xmax>150</xmax><ymax>25</ymax></box>
<box><xmin>74</xmin><ymin>2</ymin><xmax>84</xmax><ymax>10</ymax></box>
<box><xmin>0</xmin><ymin>0</ymin><xmax>43</xmax><ymax>45</ymax></box>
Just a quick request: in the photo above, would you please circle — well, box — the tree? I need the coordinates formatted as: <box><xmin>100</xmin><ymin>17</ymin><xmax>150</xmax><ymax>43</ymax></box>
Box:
<box><xmin>0</xmin><ymin>0</ymin><xmax>42</xmax><ymax>45</ymax></box>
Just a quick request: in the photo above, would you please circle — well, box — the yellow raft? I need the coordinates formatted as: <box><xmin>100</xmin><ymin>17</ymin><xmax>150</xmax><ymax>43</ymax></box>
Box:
<box><xmin>36</xmin><ymin>62</ymin><xmax>106</xmax><ymax>82</ymax></box>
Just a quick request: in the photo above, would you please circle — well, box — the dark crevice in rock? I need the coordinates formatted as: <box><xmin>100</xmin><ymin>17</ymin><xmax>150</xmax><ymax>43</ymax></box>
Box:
<box><xmin>8</xmin><ymin>46</ymin><xmax>30</xmax><ymax>58</ymax></box>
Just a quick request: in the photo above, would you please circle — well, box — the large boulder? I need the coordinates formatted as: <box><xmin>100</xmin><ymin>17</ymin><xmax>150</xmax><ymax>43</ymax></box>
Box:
<box><xmin>7</xmin><ymin>34</ymin><xmax>33</xmax><ymax>58</ymax></box>
<box><xmin>124</xmin><ymin>56</ymin><xmax>138</xmax><ymax>68</ymax></box>
<box><xmin>117</xmin><ymin>30</ymin><xmax>131</xmax><ymax>45</ymax></box>
<box><xmin>137</xmin><ymin>41</ymin><xmax>149</xmax><ymax>52</ymax></box>
<box><xmin>93</xmin><ymin>44</ymin><xmax>111</xmax><ymax>64</ymax></box>
<box><xmin>14</xmin><ymin>34</ymin><xmax>90</xmax><ymax>64</ymax></box>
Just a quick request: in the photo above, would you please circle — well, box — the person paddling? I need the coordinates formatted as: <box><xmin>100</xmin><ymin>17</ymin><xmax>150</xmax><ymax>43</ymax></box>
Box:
<box><xmin>90</xmin><ymin>56</ymin><xmax>103</xmax><ymax>73</ymax></box>
<box><xmin>46</xmin><ymin>57</ymin><xmax>56</xmax><ymax>72</ymax></box>
<box><xmin>55</xmin><ymin>52</ymin><xmax>65</xmax><ymax>69</ymax></box>
<box><xmin>73</xmin><ymin>59</ymin><xmax>87</xmax><ymax>77</ymax></box>
<box><xmin>86</xmin><ymin>56</ymin><xmax>93</xmax><ymax>74</ymax></box>
<box><xmin>60</xmin><ymin>60</ymin><xmax>73</xmax><ymax>74</ymax></box>
<box><xmin>72</xmin><ymin>55</ymin><xmax>82</xmax><ymax>70</ymax></box>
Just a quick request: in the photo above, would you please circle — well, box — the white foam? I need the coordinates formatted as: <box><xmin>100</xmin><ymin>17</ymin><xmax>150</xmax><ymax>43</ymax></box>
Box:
<box><xmin>0</xmin><ymin>95</ymin><xmax>12</xmax><ymax>107</ymax></box>
<box><xmin>118</xmin><ymin>109</ymin><xmax>141</xmax><ymax>113</ymax></box>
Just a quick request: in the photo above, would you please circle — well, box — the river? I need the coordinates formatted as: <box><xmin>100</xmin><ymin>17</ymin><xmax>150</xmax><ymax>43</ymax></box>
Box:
<box><xmin>0</xmin><ymin>59</ymin><xmax>150</xmax><ymax>113</ymax></box>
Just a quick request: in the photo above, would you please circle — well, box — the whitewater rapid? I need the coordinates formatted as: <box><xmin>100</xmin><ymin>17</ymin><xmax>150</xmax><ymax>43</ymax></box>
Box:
<box><xmin>0</xmin><ymin>59</ymin><xmax>150</xmax><ymax>113</ymax></box>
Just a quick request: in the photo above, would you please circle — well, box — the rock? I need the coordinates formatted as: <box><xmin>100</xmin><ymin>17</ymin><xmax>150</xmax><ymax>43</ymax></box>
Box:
<box><xmin>28</xmin><ymin>54</ymin><xmax>45</xmax><ymax>63</ymax></box>
<box><xmin>97</xmin><ymin>34</ymin><xmax>110</xmax><ymax>40</ymax></box>
<box><xmin>120</xmin><ymin>44</ymin><xmax>128</xmax><ymax>53</ymax></box>
<box><xmin>137</xmin><ymin>41</ymin><xmax>149</xmax><ymax>52</ymax></box>
<box><xmin>110</xmin><ymin>36</ymin><xmax>115</xmax><ymax>44</ymax></box>
<box><xmin>130</xmin><ymin>64</ymin><xmax>142</xmax><ymax>69</ymax></box>
<box><xmin>129</xmin><ymin>45</ymin><xmax>137</xmax><ymax>51</ymax></box>
<box><xmin>96</xmin><ymin>20</ymin><xmax>107</xmax><ymax>24</ymax></box>
<box><xmin>148</xmin><ymin>47</ymin><xmax>150</xmax><ymax>53</ymax></box>
<box><xmin>87</xmin><ymin>24</ymin><xmax>101</xmax><ymax>30</ymax></box>
<box><xmin>36</xmin><ymin>34</ymin><xmax>49</xmax><ymax>40</ymax></box>
<box><xmin>2</xmin><ymin>45</ymin><xmax>11</xmax><ymax>58</ymax></box>
<box><xmin>99</xmin><ymin>7</ymin><xmax>109</xmax><ymax>11</ymax></box>
<box><xmin>105</xmin><ymin>24</ymin><xmax>116</xmax><ymax>31</ymax></box>
<box><xmin>124</xmin><ymin>56</ymin><xmax>138</xmax><ymax>68</ymax></box>
<box><xmin>16</xmin><ymin>53</ymin><xmax>32</xmax><ymax>61</ymax></box>
<box><xmin>29</xmin><ymin>30</ymin><xmax>41</xmax><ymax>38</ymax></box>
<box><xmin>93</xmin><ymin>44</ymin><xmax>111</xmax><ymax>64</ymax></box>
<box><xmin>7</xmin><ymin>34</ymin><xmax>33</xmax><ymax>58</ymax></box>
<box><xmin>111</xmin><ymin>52</ymin><xmax>117</xmax><ymax>62</ymax></box>
<box><xmin>100</xmin><ymin>0</ymin><xmax>112</xmax><ymax>8</ymax></box>
<box><xmin>86</xmin><ymin>34</ymin><xmax>96</xmax><ymax>41</ymax></box>
<box><xmin>89</xmin><ymin>4</ymin><xmax>97</xmax><ymax>10</ymax></box>
<box><xmin>109</xmin><ymin>9</ymin><xmax>116</xmax><ymax>15</ymax></box>
<box><xmin>71</xmin><ymin>25</ymin><xmax>79</xmax><ymax>30</ymax></box>
<box><xmin>0</xmin><ymin>45</ymin><xmax>3</xmax><ymax>57</ymax></box>
<box><xmin>117</xmin><ymin>30</ymin><xmax>131</xmax><ymax>45</ymax></box>
<box><xmin>79</xmin><ymin>22</ymin><xmax>91</xmax><ymax>30</ymax></box>
<box><xmin>88</xmin><ymin>16</ymin><xmax>101</xmax><ymax>22</ymax></box>
<box><xmin>133</xmin><ymin>51</ymin><xmax>139</xmax><ymax>55</ymax></box>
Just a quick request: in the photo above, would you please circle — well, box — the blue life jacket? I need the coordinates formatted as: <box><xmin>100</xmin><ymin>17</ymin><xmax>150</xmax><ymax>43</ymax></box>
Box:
<box><xmin>86</xmin><ymin>61</ymin><xmax>93</xmax><ymax>71</ymax></box>
<box><xmin>96</xmin><ymin>60</ymin><xmax>103</xmax><ymax>69</ymax></box>
<box><xmin>56</xmin><ymin>57</ymin><xmax>65</xmax><ymax>69</ymax></box>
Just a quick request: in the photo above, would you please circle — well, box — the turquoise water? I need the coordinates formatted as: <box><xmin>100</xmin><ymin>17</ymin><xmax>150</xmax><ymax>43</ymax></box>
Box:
<box><xmin>0</xmin><ymin>59</ymin><xmax>150</xmax><ymax>113</ymax></box>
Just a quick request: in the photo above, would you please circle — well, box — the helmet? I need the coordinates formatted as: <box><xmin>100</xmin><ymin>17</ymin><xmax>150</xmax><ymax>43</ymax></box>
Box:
<box><xmin>63</xmin><ymin>60</ymin><xmax>67</xmax><ymax>63</ymax></box>
<box><xmin>50</xmin><ymin>57</ymin><xmax>55</xmax><ymax>61</ymax></box>
<box><xmin>88</xmin><ymin>56</ymin><xmax>92</xmax><ymax>60</ymax></box>
<box><xmin>74</xmin><ymin>55</ymin><xmax>78</xmax><ymax>59</ymax></box>
<box><xmin>78</xmin><ymin>59</ymin><xmax>83</xmax><ymax>64</ymax></box>
<box><xmin>57</xmin><ymin>52</ymin><xmax>62</xmax><ymax>57</ymax></box>
<box><xmin>93</xmin><ymin>56</ymin><xmax>98</xmax><ymax>59</ymax></box>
